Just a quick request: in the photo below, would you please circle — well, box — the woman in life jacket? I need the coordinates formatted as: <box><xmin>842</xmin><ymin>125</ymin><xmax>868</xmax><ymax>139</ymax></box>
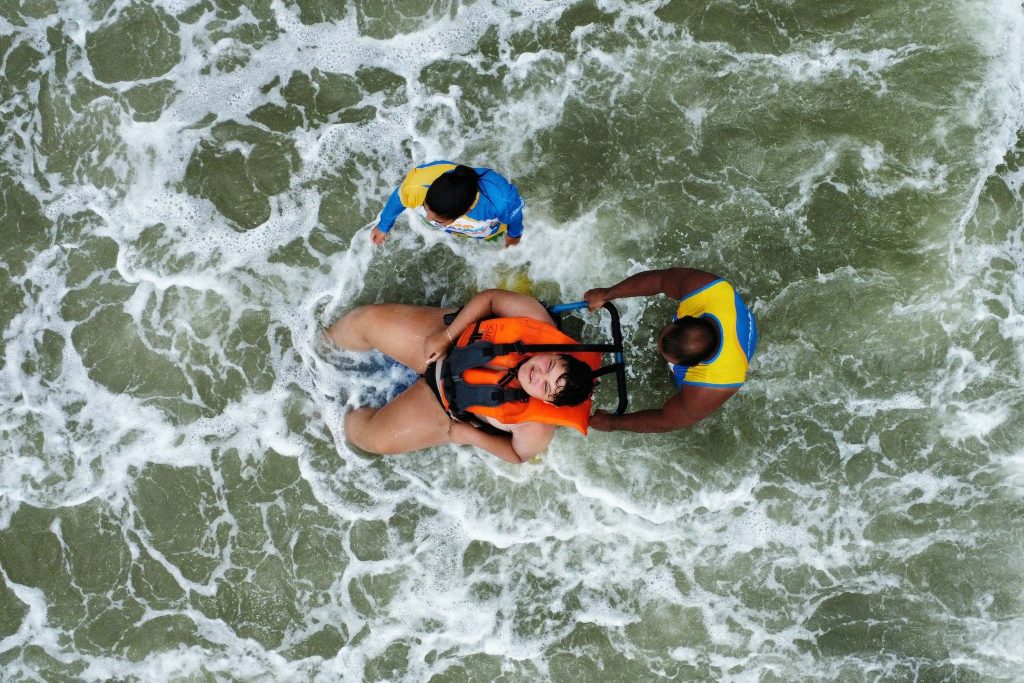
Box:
<box><xmin>324</xmin><ymin>290</ymin><xmax>595</xmax><ymax>463</ymax></box>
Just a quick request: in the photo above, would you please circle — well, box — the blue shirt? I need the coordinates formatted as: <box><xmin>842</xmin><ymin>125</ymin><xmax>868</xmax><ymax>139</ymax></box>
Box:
<box><xmin>376</xmin><ymin>160</ymin><xmax>525</xmax><ymax>238</ymax></box>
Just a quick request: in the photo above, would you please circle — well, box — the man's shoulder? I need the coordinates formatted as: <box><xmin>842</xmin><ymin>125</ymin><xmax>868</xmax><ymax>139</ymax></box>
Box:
<box><xmin>662</xmin><ymin>269</ymin><xmax>720</xmax><ymax>300</ymax></box>
<box><xmin>676</xmin><ymin>276</ymin><xmax>728</xmax><ymax>301</ymax></box>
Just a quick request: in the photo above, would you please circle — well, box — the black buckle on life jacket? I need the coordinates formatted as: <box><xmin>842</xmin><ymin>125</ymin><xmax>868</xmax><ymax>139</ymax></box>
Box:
<box><xmin>490</xmin><ymin>341</ymin><xmax>526</xmax><ymax>356</ymax></box>
<box><xmin>451</xmin><ymin>385</ymin><xmax>528</xmax><ymax>417</ymax></box>
<box><xmin>496</xmin><ymin>366</ymin><xmax>519</xmax><ymax>388</ymax></box>
<box><xmin>445</xmin><ymin>341</ymin><xmax>510</xmax><ymax>376</ymax></box>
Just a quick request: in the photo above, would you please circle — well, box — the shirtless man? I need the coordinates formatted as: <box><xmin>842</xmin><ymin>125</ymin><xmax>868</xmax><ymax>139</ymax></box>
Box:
<box><xmin>325</xmin><ymin>290</ymin><xmax>593</xmax><ymax>463</ymax></box>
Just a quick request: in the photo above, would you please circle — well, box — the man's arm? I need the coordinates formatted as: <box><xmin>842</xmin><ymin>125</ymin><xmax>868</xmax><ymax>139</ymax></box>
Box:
<box><xmin>584</xmin><ymin>268</ymin><xmax>720</xmax><ymax>309</ymax></box>
<box><xmin>501</xmin><ymin>183</ymin><xmax>525</xmax><ymax>244</ymax></box>
<box><xmin>370</xmin><ymin>184</ymin><xmax>409</xmax><ymax>244</ymax></box>
<box><xmin>371</xmin><ymin>166</ymin><xmax>431</xmax><ymax>245</ymax></box>
<box><xmin>502</xmin><ymin>190</ymin><xmax>524</xmax><ymax>248</ymax></box>
<box><xmin>589</xmin><ymin>384</ymin><xmax>739</xmax><ymax>433</ymax></box>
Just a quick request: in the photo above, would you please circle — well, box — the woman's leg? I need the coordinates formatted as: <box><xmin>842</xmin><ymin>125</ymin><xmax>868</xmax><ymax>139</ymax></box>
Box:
<box><xmin>345</xmin><ymin>379</ymin><xmax>453</xmax><ymax>455</ymax></box>
<box><xmin>325</xmin><ymin>304</ymin><xmax>454</xmax><ymax>373</ymax></box>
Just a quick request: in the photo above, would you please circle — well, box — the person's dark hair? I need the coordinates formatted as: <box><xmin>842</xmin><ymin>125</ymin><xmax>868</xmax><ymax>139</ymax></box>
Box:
<box><xmin>424</xmin><ymin>165</ymin><xmax>479</xmax><ymax>219</ymax></box>
<box><xmin>662</xmin><ymin>316</ymin><xmax>718</xmax><ymax>366</ymax></box>
<box><xmin>551</xmin><ymin>354</ymin><xmax>594</xmax><ymax>407</ymax></box>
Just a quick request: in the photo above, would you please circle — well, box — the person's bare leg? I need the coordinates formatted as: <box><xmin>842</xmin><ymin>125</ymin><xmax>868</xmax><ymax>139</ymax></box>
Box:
<box><xmin>325</xmin><ymin>304</ymin><xmax>455</xmax><ymax>373</ymax></box>
<box><xmin>345</xmin><ymin>380</ymin><xmax>453</xmax><ymax>455</ymax></box>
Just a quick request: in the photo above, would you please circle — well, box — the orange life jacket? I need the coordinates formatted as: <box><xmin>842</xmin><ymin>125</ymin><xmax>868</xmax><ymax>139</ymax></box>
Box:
<box><xmin>437</xmin><ymin>317</ymin><xmax>602</xmax><ymax>435</ymax></box>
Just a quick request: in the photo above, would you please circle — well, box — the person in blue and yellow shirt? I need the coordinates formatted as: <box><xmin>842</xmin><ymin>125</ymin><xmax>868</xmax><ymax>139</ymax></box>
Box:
<box><xmin>584</xmin><ymin>268</ymin><xmax>758</xmax><ymax>432</ymax></box>
<box><xmin>370</xmin><ymin>161</ymin><xmax>525</xmax><ymax>248</ymax></box>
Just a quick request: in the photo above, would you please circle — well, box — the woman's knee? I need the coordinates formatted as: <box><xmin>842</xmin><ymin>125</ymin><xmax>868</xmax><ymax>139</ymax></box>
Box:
<box><xmin>344</xmin><ymin>407</ymin><xmax>377</xmax><ymax>451</ymax></box>
<box><xmin>344</xmin><ymin>407</ymin><xmax>403</xmax><ymax>455</ymax></box>
<box><xmin>325</xmin><ymin>305</ymin><xmax>383</xmax><ymax>351</ymax></box>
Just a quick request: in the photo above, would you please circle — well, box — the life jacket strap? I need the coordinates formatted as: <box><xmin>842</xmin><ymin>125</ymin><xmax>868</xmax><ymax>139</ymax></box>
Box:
<box><xmin>448</xmin><ymin>384</ymin><xmax>528</xmax><ymax>418</ymax></box>
<box><xmin>455</xmin><ymin>340</ymin><xmax>619</xmax><ymax>364</ymax></box>
<box><xmin>493</xmin><ymin>342</ymin><xmax>620</xmax><ymax>354</ymax></box>
<box><xmin>445</xmin><ymin>342</ymin><xmax>504</xmax><ymax>377</ymax></box>
<box><xmin>496</xmin><ymin>364</ymin><xmax>521</xmax><ymax>387</ymax></box>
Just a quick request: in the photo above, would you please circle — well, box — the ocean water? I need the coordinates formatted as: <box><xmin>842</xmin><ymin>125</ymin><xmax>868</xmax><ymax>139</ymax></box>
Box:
<box><xmin>1</xmin><ymin>0</ymin><xmax>1022</xmax><ymax>680</ymax></box>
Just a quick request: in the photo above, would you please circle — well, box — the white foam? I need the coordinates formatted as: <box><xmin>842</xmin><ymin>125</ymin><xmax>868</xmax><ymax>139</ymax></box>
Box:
<box><xmin>2</xmin><ymin>0</ymin><xmax>1024</xmax><ymax>678</ymax></box>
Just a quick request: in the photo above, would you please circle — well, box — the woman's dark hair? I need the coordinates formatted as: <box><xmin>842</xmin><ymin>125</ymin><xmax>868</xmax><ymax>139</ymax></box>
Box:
<box><xmin>662</xmin><ymin>316</ymin><xmax>718</xmax><ymax>366</ymax></box>
<box><xmin>551</xmin><ymin>354</ymin><xmax>595</xmax><ymax>407</ymax></box>
<box><xmin>424</xmin><ymin>165</ymin><xmax>479</xmax><ymax>219</ymax></box>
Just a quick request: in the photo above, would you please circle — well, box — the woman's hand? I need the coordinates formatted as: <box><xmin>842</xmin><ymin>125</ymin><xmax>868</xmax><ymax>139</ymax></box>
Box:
<box><xmin>424</xmin><ymin>329</ymin><xmax>452</xmax><ymax>364</ymax></box>
<box><xmin>370</xmin><ymin>226</ymin><xmax>388</xmax><ymax>245</ymax></box>
<box><xmin>448</xmin><ymin>420</ymin><xmax>477</xmax><ymax>445</ymax></box>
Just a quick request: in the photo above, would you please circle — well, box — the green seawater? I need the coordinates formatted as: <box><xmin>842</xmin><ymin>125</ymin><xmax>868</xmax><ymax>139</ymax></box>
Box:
<box><xmin>1</xmin><ymin>0</ymin><xmax>1022</xmax><ymax>680</ymax></box>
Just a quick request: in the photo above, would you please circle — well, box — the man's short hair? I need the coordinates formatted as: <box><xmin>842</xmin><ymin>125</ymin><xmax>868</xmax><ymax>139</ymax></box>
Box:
<box><xmin>425</xmin><ymin>165</ymin><xmax>479</xmax><ymax>219</ymax></box>
<box><xmin>551</xmin><ymin>354</ymin><xmax>594</xmax><ymax>407</ymax></box>
<box><xmin>662</xmin><ymin>316</ymin><xmax>718</xmax><ymax>367</ymax></box>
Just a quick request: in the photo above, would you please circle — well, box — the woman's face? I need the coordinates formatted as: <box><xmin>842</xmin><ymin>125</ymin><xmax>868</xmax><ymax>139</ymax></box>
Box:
<box><xmin>518</xmin><ymin>354</ymin><xmax>568</xmax><ymax>402</ymax></box>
